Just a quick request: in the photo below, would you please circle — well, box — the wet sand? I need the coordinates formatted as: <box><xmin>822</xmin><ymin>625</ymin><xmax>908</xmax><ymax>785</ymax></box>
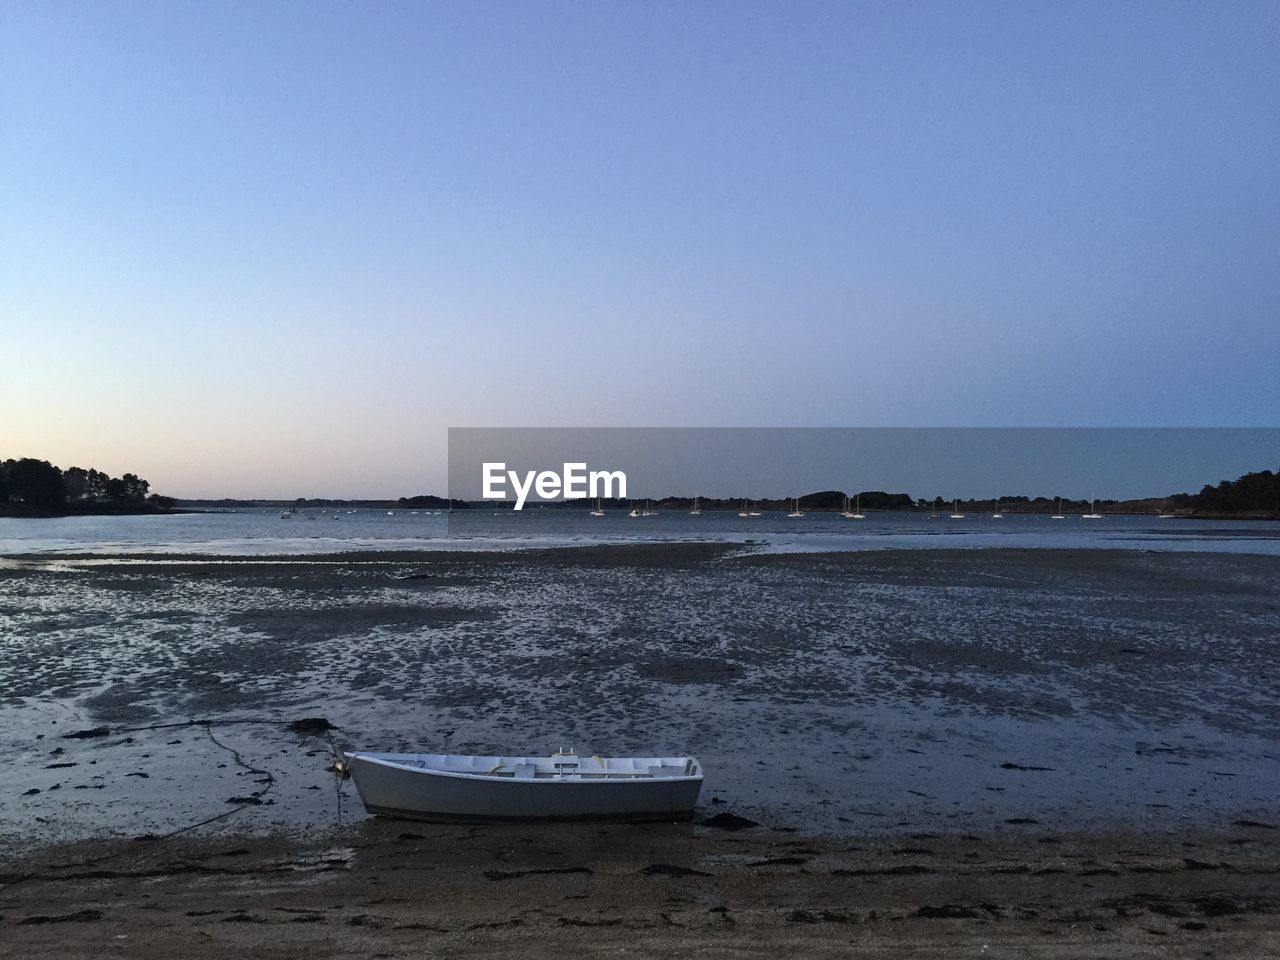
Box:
<box><xmin>3</xmin><ymin>820</ymin><xmax>1279</xmax><ymax>957</ymax></box>
<box><xmin>2</xmin><ymin>544</ymin><xmax>1278</xmax><ymax>953</ymax></box>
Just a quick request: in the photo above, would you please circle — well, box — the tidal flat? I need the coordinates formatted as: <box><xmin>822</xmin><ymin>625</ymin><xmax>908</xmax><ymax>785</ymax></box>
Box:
<box><xmin>1</xmin><ymin>544</ymin><xmax>1277</xmax><ymax>845</ymax></box>
<box><xmin>1</xmin><ymin>544</ymin><xmax>1278</xmax><ymax>954</ymax></box>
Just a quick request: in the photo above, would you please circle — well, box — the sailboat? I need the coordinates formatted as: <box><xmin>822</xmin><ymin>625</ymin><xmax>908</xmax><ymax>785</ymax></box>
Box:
<box><xmin>590</xmin><ymin>497</ymin><xmax>605</xmax><ymax>517</ymax></box>
<box><xmin>1157</xmin><ymin>499</ymin><xmax>1175</xmax><ymax>518</ymax></box>
<box><xmin>738</xmin><ymin>499</ymin><xmax>751</xmax><ymax>518</ymax></box>
<box><xmin>787</xmin><ymin>498</ymin><xmax>804</xmax><ymax>518</ymax></box>
<box><xmin>689</xmin><ymin>494</ymin><xmax>701</xmax><ymax>517</ymax></box>
<box><xmin>950</xmin><ymin>499</ymin><xmax>965</xmax><ymax>519</ymax></box>
<box><xmin>1051</xmin><ymin>497</ymin><xmax>1066</xmax><ymax>520</ymax></box>
<box><xmin>748</xmin><ymin>499</ymin><xmax>762</xmax><ymax>517</ymax></box>
<box><xmin>1082</xmin><ymin>497</ymin><xmax>1104</xmax><ymax>519</ymax></box>
<box><xmin>641</xmin><ymin>499</ymin><xmax>656</xmax><ymax>517</ymax></box>
<box><xmin>628</xmin><ymin>500</ymin><xmax>642</xmax><ymax>518</ymax></box>
<box><xmin>842</xmin><ymin>494</ymin><xmax>865</xmax><ymax>519</ymax></box>
<box><xmin>928</xmin><ymin>497</ymin><xmax>940</xmax><ymax>519</ymax></box>
<box><xmin>992</xmin><ymin>499</ymin><xmax>1003</xmax><ymax>519</ymax></box>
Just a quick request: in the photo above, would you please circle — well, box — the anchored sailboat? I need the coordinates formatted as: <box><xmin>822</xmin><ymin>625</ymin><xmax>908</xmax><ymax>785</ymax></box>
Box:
<box><xmin>690</xmin><ymin>494</ymin><xmax>701</xmax><ymax>516</ymax></box>
<box><xmin>950</xmin><ymin>499</ymin><xmax>965</xmax><ymax>519</ymax></box>
<box><xmin>1051</xmin><ymin>497</ymin><xmax>1066</xmax><ymax>519</ymax></box>
<box><xmin>787</xmin><ymin>498</ymin><xmax>804</xmax><ymax>518</ymax></box>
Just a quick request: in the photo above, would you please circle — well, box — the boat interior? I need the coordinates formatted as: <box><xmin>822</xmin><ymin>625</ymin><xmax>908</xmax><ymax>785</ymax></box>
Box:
<box><xmin>355</xmin><ymin>752</ymin><xmax>702</xmax><ymax>780</ymax></box>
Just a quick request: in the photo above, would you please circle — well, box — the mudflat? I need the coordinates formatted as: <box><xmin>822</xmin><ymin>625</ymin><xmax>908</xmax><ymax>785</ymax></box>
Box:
<box><xmin>1</xmin><ymin>544</ymin><xmax>1277</xmax><ymax>954</ymax></box>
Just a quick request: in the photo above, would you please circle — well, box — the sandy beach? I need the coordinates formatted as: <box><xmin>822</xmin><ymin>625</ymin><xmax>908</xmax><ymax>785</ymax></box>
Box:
<box><xmin>3</xmin><ymin>820</ymin><xmax>1279</xmax><ymax>958</ymax></box>
<box><xmin>2</xmin><ymin>543</ymin><xmax>1278</xmax><ymax>953</ymax></box>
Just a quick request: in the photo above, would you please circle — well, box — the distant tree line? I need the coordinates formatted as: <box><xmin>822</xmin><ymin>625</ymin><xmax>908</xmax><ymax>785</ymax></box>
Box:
<box><xmin>397</xmin><ymin>495</ymin><xmax>469</xmax><ymax>509</ymax></box>
<box><xmin>0</xmin><ymin>458</ymin><xmax>174</xmax><ymax>513</ymax></box>
<box><xmin>1170</xmin><ymin>467</ymin><xmax>1280</xmax><ymax>516</ymax></box>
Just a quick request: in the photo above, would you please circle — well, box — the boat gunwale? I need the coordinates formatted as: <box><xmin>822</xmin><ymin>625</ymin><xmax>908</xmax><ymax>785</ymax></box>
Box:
<box><xmin>345</xmin><ymin>752</ymin><xmax>705</xmax><ymax>786</ymax></box>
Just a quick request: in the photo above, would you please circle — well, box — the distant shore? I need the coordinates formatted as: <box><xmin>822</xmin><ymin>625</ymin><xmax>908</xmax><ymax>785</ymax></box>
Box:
<box><xmin>0</xmin><ymin>503</ymin><xmax>190</xmax><ymax>519</ymax></box>
<box><xmin>4</xmin><ymin>502</ymin><xmax>1278</xmax><ymax>520</ymax></box>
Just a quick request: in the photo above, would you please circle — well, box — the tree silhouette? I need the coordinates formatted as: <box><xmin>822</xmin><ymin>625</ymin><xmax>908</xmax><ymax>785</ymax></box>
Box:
<box><xmin>3</xmin><ymin>458</ymin><xmax>67</xmax><ymax>506</ymax></box>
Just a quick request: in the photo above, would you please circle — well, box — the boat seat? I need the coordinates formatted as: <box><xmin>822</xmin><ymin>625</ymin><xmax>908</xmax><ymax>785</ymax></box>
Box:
<box><xmin>514</xmin><ymin>762</ymin><xmax>537</xmax><ymax>779</ymax></box>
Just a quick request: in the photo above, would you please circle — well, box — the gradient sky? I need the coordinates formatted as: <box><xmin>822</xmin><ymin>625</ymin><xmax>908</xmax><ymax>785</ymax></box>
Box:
<box><xmin>449</xmin><ymin>428</ymin><xmax>1280</xmax><ymax>501</ymax></box>
<box><xmin>3</xmin><ymin>3</ymin><xmax>1278</xmax><ymax>498</ymax></box>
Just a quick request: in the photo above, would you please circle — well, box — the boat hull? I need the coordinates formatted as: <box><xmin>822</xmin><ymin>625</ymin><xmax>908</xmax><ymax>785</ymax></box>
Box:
<box><xmin>345</xmin><ymin>754</ymin><xmax>704</xmax><ymax>824</ymax></box>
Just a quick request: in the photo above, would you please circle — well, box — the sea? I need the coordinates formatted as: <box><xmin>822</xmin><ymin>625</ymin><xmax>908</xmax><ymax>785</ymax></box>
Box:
<box><xmin>2</xmin><ymin>507</ymin><xmax>1280</xmax><ymax>557</ymax></box>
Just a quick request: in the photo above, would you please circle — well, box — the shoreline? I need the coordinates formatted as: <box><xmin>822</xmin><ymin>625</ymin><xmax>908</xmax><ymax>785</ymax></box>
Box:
<box><xmin>3</xmin><ymin>819</ymin><xmax>1278</xmax><ymax>957</ymax></box>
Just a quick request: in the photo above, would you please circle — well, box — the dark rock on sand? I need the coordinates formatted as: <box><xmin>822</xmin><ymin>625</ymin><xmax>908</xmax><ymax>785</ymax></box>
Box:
<box><xmin>699</xmin><ymin>812</ymin><xmax>759</xmax><ymax>831</ymax></box>
<box><xmin>1196</xmin><ymin>897</ymin><xmax>1244</xmax><ymax>917</ymax></box>
<box><xmin>915</xmin><ymin>904</ymin><xmax>982</xmax><ymax>919</ymax></box>
<box><xmin>61</xmin><ymin>727</ymin><xmax>111</xmax><ymax>739</ymax></box>
<box><xmin>287</xmin><ymin>717</ymin><xmax>336</xmax><ymax>735</ymax></box>
<box><xmin>833</xmin><ymin>864</ymin><xmax>934</xmax><ymax>877</ymax></box>
<box><xmin>786</xmin><ymin>909</ymin><xmax>854</xmax><ymax>923</ymax></box>
<box><xmin>483</xmin><ymin>866</ymin><xmax>592</xmax><ymax>881</ymax></box>
<box><xmin>640</xmin><ymin>863</ymin><xmax>710</xmax><ymax>877</ymax></box>
<box><xmin>18</xmin><ymin>909</ymin><xmax>104</xmax><ymax>925</ymax></box>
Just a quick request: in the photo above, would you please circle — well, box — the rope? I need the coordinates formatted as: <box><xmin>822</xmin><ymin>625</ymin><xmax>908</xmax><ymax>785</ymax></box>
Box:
<box><xmin>2</xmin><ymin>718</ymin><xmax>287</xmax><ymax>891</ymax></box>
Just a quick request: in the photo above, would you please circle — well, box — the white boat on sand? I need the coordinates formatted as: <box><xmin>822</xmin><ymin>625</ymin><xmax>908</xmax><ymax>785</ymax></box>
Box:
<box><xmin>344</xmin><ymin>750</ymin><xmax>704</xmax><ymax>823</ymax></box>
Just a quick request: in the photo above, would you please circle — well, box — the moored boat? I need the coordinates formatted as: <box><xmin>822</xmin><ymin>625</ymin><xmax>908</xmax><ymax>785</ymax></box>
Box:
<box><xmin>343</xmin><ymin>750</ymin><xmax>704</xmax><ymax>823</ymax></box>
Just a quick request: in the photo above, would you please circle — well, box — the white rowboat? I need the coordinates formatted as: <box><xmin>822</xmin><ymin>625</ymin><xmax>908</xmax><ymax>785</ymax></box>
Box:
<box><xmin>344</xmin><ymin>751</ymin><xmax>704</xmax><ymax>823</ymax></box>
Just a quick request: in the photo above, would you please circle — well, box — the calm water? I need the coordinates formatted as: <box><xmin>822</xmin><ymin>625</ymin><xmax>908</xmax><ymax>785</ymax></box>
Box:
<box><xmin>2</xmin><ymin>508</ymin><xmax>1279</xmax><ymax>556</ymax></box>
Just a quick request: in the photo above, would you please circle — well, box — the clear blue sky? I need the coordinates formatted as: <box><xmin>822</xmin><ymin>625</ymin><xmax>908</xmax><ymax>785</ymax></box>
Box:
<box><xmin>3</xmin><ymin>2</ymin><xmax>1277</xmax><ymax>497</ymax></box>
